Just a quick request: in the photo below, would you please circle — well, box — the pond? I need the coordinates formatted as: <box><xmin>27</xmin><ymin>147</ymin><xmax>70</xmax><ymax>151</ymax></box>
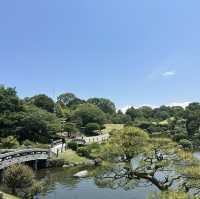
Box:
<box><xmin>193</xmin><ymin>151</ymin><xmax>200</xmax><ymax>161</ymax></box>
<box><xmin>36</xmin><ymin>167</ymin><xmax>157</xmax><ymax>199</ymax></box>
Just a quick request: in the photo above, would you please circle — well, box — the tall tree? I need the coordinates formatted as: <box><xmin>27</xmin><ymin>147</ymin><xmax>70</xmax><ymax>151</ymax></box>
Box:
<box><xmin>184</xmin><ymin>103</ymin><xmax>200</xmax><ymax>136</ymax></box>
<box><xmin>29</xmin><ymin>94</ymin><xmax>55</xmax><ymax>113</ymax></box>
<box><xmin>0</xmin><ymin>86</ymin><xmax>23</xmax><ymax>112</ymax></box>
<box><xmin>57</xmin><ymin>92</ymin><xmax>84</xmax><ymax>108</ymax></box>
<box><xmin>126</xmin><ymin>107</ymin><xmax>141</xmax><ymax>121</ymax></box>
<box><xmin>0</xmin><ymin>86</ymin><xmax>23</xmax><ymax>137</ymax></box>
<box><xmin>87</xmin><ymin>98</ymin><xmax>116</xmax><ymax>114</ymax></box>
<box><xmin>17</xmin><ymin>105</ymin><xmax>62</xmax><ymax>143</ymax></box>
<box><xmin>72</xmin><ymin>103</ymin><xmax>106</xmax><ymax>127</ymax></box>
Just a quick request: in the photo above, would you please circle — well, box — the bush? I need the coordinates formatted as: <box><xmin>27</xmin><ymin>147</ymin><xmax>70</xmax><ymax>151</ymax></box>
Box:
<box><xmin>4</xmin><ymin>164</ymin><xmax>34</xmax><ymax>194</ymax></box>
<box><xmin>30</xmin><ymin>180</ymin><xmax>43</xmax><ymax>197</ymax></box>
<box><xmin>173</xmin><ymin>133</ymin><xmax>187</xmax><ymax>142</ymax></box>
<box><xmin>85</xmin><ymin>123</ymin><xmax>100</xmax><ymax>135</ymax></box>
<box><xmin>68</xmin><ymin>141</ymin><xmax>78</xmax><ymax>151</ymax></box>
<box><xmin>0</xmin><ymin>136</ymin><xmax>19</xmax><ymax>149</ymax></box>
<box><xmin>77</xmin><ymin>147</ymin><xmax>91</xmax><ymax>157</ymax></box>
<box><xmin>23</xmin><ymin>139</ymin><xmax>34</xmax><ymax>147</ymax></box>
<box><xmin>179</xmin><ymin>139</ymin><xmax>193</xmax><ymax>149</ymax></box>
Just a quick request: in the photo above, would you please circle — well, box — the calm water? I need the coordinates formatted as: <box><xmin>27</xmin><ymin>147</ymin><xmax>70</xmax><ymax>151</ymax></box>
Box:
<box><xmin>35</xmin><ymin>151</ymin><xmax>200</xmax><ymax>199</ymax></box>
<box><xmin>36</xmin><ymin>167</ymin><xmax>157</xmax><ymax>199</ymax></box>
<box><xmin>193</xmin><ymin>152</ymin><xmax>200</xmax><ymax>161</ymax></box>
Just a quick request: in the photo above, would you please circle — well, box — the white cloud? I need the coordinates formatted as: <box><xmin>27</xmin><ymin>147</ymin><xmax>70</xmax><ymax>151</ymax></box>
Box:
<box><xmin>162</xmin><ymin>70</ymin><xmax>176</xmax><ymax>77</ymax></box>
<box><xmin>148</xmin><ymin>69</ymin><xmax>177</xmax><ymax>80</ymax></box>
<box><xmin>119</xmin><ymin>104</ymin><xmax>158</xmax><ymax>113</ymax></box>
<box><xmin>167</xmin><ymin>101</ymin><xmax>191</xmax><ymax>108</ymax></box>
<box><xmin>119</xmin><ymin>101</ymin><xmax>191</xmax><ymax>113</ymax></box>
<box><xmin>120</xmin><ymin>105</ymin><xmax>132</xmax><ymax>113</ymax></box>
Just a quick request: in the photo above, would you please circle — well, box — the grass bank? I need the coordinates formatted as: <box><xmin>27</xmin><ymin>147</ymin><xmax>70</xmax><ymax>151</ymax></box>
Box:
<box><xmin>0</xmin><ymin>192</ymin><xmax>20</xmax><ymax>199</ymax></box>
<box><xmin>102</xmin><ymin>124</ymin><xmax>124</xmax><ymax>134</ymax></box>
<box><xmin>57</xmin><ymin>149</ymin><xmax>87</xmax><ymax>164</ymax></box>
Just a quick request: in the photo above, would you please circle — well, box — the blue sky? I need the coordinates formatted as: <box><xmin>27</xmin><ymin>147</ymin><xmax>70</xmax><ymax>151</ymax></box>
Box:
<box><xmin>0</xmin><ymin>1</ymin><xmax>200</xmax><ymax>109</ymax></box>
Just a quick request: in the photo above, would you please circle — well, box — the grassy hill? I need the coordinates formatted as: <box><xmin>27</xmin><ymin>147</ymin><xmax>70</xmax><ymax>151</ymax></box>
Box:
<box><xmin>0</xmin><ymin>192</ymin><xmax>20</xmax><ymax>199</ymax></box>
<box><xmin>102</xmin><ymin>124</ymin><xmax>124</xmax><ymax>133</ymax></box>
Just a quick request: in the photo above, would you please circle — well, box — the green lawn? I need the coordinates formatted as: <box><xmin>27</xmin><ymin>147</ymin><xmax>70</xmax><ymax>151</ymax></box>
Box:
<box><xmin>0</xmin><ymin>192</ymin><xmax>20</xmax><ymax>199</ymax></box>
<box><xmin>57</xmin><ymin>149</ymin><xmax>87</xmax><ymax>164</ymax></box>
<box><xmin>102</xmin><ymin>124</ymin><xmax>124</xmax><ymax>133</ymax></box>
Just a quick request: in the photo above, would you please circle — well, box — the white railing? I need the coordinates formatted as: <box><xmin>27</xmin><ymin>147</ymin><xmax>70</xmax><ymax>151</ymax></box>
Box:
<box><xmin>76</xmin><ymin>133</ymin><xmax>109</xmax><ymax>144</ymax></box>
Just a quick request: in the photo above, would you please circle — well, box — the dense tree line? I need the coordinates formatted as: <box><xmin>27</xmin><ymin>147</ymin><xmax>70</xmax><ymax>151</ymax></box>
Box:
<box><xmin>125</xmin><ymin>103</ymin><xmax>200</xmax><ymax>149</ymax></box>
<box><xmin>0</xmin><ymin>86</ymin><xmax>61</xmax><ymax>144</ymax></box>
<box><xmin>1</xmin><ymin>85</ymin><xmax>200</xmax><ymax>149</ymax></box>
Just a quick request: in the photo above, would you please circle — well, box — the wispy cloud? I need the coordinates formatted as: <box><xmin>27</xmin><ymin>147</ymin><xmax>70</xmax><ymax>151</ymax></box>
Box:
<box><xmin>119</xmin><ymin>104</ymin><xmax>158</xmax><ymax>113</ymax></box>
<box><xmin>162</xmin><ymin>70</ymin><xmax>176</xmax><ymax>77</ymax></box>
<box><xmin>167</xmin><ymin>101</ymin><xmax>190</xmax><ymax>108</ymax></box>
<box><xmin>148</xmin><ymin>69</ymin><xmax>177</xmax><ymax>79</ymax></box>
<box><xmin>119</xmin><ymin>101</ymin><xmax>191</xmax><ymax>113</ymax></box>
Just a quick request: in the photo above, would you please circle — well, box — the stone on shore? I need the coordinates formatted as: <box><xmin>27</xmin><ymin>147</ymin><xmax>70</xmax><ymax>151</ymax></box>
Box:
<box><xmin>73</xmin><ymin>170</ymin><xmax>89</xmax><ymax>178</ymax></box>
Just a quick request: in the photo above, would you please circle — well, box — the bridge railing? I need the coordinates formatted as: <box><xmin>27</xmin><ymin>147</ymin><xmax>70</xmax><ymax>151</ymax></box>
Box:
<box><xmin>0</xmin><ymin>148</ymin><xmax>49</xmax><ymax>163</ymax></box>
<box><xmin>75</xmin><ymin>134</ymin><xmax>110</xmax><ymax>145</ymax></box>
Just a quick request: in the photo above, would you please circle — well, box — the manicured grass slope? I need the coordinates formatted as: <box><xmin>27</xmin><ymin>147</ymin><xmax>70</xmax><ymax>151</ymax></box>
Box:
<box><xmin>102</xmin><ymin>124</ymin><xmax>124</xmax><ymax>133</ymax></box>
<box><xmin>57</xmin><ymin>149</ymin><xmax>87</xmax><ymax>163</ymax></box>
<box><xmin>0</xmin><ymin>192</ymin><xmax>20</xmax><ymax>199</ymax></box>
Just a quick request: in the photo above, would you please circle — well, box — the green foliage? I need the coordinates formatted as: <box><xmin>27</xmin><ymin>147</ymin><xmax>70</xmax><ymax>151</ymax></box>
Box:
<box><xmin>22</xmin><ymin>139</ymin><xmax>34</xmax><ymax>147</ymax></box>
<box><xmin>29</xmin><ymin>180</ymin><xmax>43</xmax><ymax>198</ymax></box>
<box><xmin>179</xmin><ymin>139</ymin><xmax>193</xmax><ymax>149</ymax></box>
<box><xmin>184</xmin><ymin>102</ymin><xmax>200</xmax><ymax>136</ymax></box>
<box><xmin>0</xmin><ymin>86</ymin><xmax>24</xmax><ymax>138</ymax></box>
<box><xmin>138</xmin><ymin>106</ymin><xmax>153</xmax><ymax>119</ymax></box>
<box><xmin>104</xmin><ymin>126</ymin><xmax>149</xmax><ymax>161</ymax></box>
<box><xmin>17</xmin><ymin>105</ymin><xmax>62</xmax><ymax>143</ymax></box>
<box><xmin>148</xmin><ymin>191</ymin><xmax>200</xmax><ymax>199</ymax></box>
<box><xmin>73</xmin><ymin>104</ymin><xmax>106</xmax><ymax>127</ymax></box>
<box><xmin>87</xmin><ymin>98</ymin><xmax>116</xmax><ymax>114</ymax></box>
<box><xmin>112</xmin><ymin>111</ymin><xmax>131</xmax><ymax>124</ymax></box>
<box><xmin>64</xmin><ymin>123</ymin><xmax>78</xmax><ymax>133</ymax></box>
<box><xmin>85</xmin><ymin>123</ymin><xmax>100</xmax><ymax>135</ymax></box>
<box><xmin>68</xmin><ymin>141</ymin><xmax>78</xmax><ymax>151</ymax></box>
<box><xmin>0</xmin><ymin>86</ymin><xmax>62</xmax><ymax>144</ymax></box>
<box><xmin>28</xmin><ymin>94</ymin><xmax>54</xmax><ymax>113</ymax></box>
<box><xmin>126</xmin><ymin>107</ymin><xmax>141</xmax><ymax>121</ymax></box>
<box><xmin>0</xmin><ymin>136</ymin><xmax>19</xmax><ymax>149</ymax></box>
<box><xmin>57</xmin><ymin>92</ymin><xmax>84</xmax><ymax>108</ymax></box>
<box><xmin>77</xmin><ymin>147</ymin><xmax>91</xmax><ymax>157</ymax></box>
<box><xmin>4</xmin><ymin>164</ymin><xmax>34</xmax><ymax>194</ymax></box>
<box><xmin>55</xmin><ymin>102</ymin><xmax>64</xmax><ymax>117</ymax></box>
<box><xmin>173</xmin><ymin>133</ymin><xmax>188</xmax><ymax>142</ymax></box>
<box><xmin>0</xmin><ymin>86</ymin><xmax>23</xmax><ymax>113</ymax></box>
<box><xmin>86</xmin><ymin>143</ymin><xmax>103</xmax><ymax>158</ymax></box>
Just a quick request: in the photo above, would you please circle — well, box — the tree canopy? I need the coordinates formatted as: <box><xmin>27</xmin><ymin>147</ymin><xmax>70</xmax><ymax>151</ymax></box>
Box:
<box><xmin>87</xmin><ymin>98</ymin><xmax>116</xmax><ymax>114</ymax></box>
<box><xmin>28</xmin><ymin>94</ymin><xmax>55</xmax><ymax>113</ymax></box>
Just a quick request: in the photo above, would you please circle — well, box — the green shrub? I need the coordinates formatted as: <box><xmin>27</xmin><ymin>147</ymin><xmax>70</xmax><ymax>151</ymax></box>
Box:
<box><xmin>77</xmin><ymin>147</ymin><xmax>91</xmax><ymax>157</ymax></box>
<box><xmin>85</xmin><ymin>123</ymin><xmax>100</xmax><ymax>135</ymax></box>
<box><xmin>88</xmin><ymin>142</ymin><xmax>100</xmax><ymax>150</ymax></box>
<box><xmin>68</xmin><ymin>141</ymin><xmax>78</xmax><ymax>151</ymax></box>
<box><xmin>30</xmin><ymin>180</ymin><xmax>43</xmax><ymax>196</ymax></box>
<box><xmin>0</xmin><ymin>136</ymin><xmax>19</xmax><ymax>149</ymax></box>
<box><xmin>4</xmin><ymin>164</ymin><xmax>34</xmax><ymax>194</ymax></box>
<box><xmin>173</xmin><ymin>133</ymin><xmax>187</xmax><ymax>142</ymax></box>
<box><xmin>23</xmin><ymin>139</ymin><xmax>34</xmax><ymax>147</ymax></box>
<box><xmin>179</xmin><ymin>139</ymin><xmax>193</xmax><ymax>149</ymax></box>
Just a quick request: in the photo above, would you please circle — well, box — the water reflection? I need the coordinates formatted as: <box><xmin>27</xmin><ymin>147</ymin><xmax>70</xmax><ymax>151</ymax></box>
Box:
<box><xmin>36</xmin><ymin>167</ymin><xmax>157</xmax><ymax>199</ymax></box>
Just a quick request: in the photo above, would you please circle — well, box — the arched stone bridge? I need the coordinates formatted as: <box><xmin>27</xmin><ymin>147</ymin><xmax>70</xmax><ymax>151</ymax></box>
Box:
<box><xmin>0</xmin><ymin>139</ymin><xmax>66</xmax><ymax>170</ymax></box>
<box><xmin>0</xmin><ymin>148</ymin><xmax>49</xmax><ymax>170</ymax></box>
